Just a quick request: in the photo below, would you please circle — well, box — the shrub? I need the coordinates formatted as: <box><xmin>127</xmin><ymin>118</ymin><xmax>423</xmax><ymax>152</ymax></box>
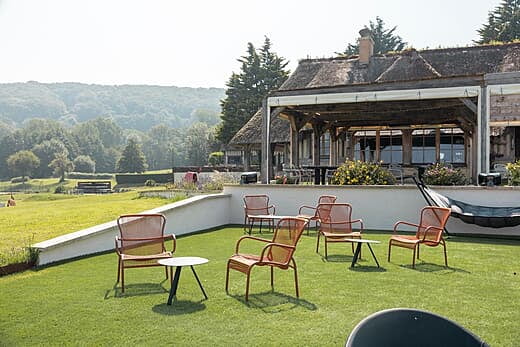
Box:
<box><xmin>274</xmin><ymin>175</ymin><xmax>298</xmax><ymax>184</ymax></box>
<box><xmin>330</xmin><ymin>160</ymin><xmax>395</xmax><ymax>185</ymax></box>
<box><xmin>10</xmin><ymin>176</ymin><xmax>29</xmax><ymax>183</ymax></box>
<box><xmin>423</xmin><ymin>163</ymin><xmax>468</xmax><ymax>185</ymax></box>
<box><xmin>506</xmin><ymin>160</ymin><xmax>520</xmax><ymax>186</ymax></box>
<box><xmin>208</xmin><ymin>152</ymin><xmax>224</xmax><ymax>166</ymax></box>
<box><xmin>54</xmin><ymin>185</ymin><xmax>66</xmax><ymax>194</ymax></box>
<box><xmin>144</xmin><ymin>179</ymin><xmax>156</xmax><ymax>187</ymax></box>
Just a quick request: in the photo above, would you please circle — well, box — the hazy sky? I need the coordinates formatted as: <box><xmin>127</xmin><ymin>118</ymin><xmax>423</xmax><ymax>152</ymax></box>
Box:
<box><xmin>0</xmin><ymin>0</ymin><xmax>502</xmax><ymax>88</ymax></box>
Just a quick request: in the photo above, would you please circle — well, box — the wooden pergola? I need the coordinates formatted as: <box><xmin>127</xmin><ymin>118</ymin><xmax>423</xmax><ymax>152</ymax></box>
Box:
<box><xmin>261</xmin><ymin>72</ymin><xmax>520</xmax><ymax>183</ymax></box>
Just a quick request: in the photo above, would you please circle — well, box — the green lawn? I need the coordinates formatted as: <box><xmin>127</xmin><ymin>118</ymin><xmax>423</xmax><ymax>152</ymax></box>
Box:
<box><xmin>0</xmin><ymin>191</ymin><xmax>186</xmax><ymax>266</ymax></box>
<box><xmin>0</xmin><ymin>228</ymin><xmax>518</xmax><ymax>346</ymax></box>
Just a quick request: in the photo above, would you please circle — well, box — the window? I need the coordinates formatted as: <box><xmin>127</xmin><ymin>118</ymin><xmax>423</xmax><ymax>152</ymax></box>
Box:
<box><xmin>380</xmin><ymin>130</ymin><xmax>403</xmax><ymax>164</ymax></box>
<box><xmin>440</xmin><ymin>128</ymin><xmax>465</xmax><ymax>163</ymax></box>
<box><xmin>412</xmin><ymin>129</ymin><xmax>436</xmax><ymax>164</ymax></box>
<box><xmin>354</xmin><ymin>131</ymin><xmax>376</xmax><ymax>162</ymax></box>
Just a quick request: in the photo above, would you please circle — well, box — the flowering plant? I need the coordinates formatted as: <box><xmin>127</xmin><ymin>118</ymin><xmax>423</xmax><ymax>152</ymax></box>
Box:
<box><xmin>330</xmin><ymin>160</ymin><xmax>395</xmax><ymax>185</ymax></box>
<box><xmin>506</xmin><ymin>160</ymin><xmax>520</xmax><ymax>186</ymax></box>
<box><xmin>423</xmin><ymin>163</ymin><xmax>467</xmax><ymax>185</ymax></box>
<box><xmin>274</xmin><ymin>175</ymin><xmax>298</xmax><ymax>184</ymax></box>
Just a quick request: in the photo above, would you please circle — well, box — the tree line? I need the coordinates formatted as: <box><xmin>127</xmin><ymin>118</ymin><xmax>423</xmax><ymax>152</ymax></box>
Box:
<box><xmin>2</xmin><ymin>1</ymin><xmax>518</xmax><ymax>180</ymax></box>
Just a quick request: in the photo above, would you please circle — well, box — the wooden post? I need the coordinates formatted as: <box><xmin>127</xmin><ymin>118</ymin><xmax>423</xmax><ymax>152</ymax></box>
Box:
<box><xmin>329</xmin><ymin>127</ymin><xmax>338</xmax><ymax>166</ymax></box>
<box><xmin>402</xmin><ymin>129</ymin><xmax>412</xmax><ymax>165</ymax></box>
<box><xmin>288</xmin><ymin>114</ymin><xmax>300</xmax><ymax>167</ymax></box>
<box><xmin>261</xmin><ymin>100</ymin><xmax>269</xmax><ymax>183</ymax></box>
<box><xmin>375</xmin><ymin>130</ymin><xmax>381</xmax><ymax>162</ymax></box>
<box><xmin>312</xmin><ymin>123</ymin><xmax>323</xmax><ymax>166</ymax></box>
<box><xmin>435</xmin><ymin>129</ymin><xmax>441</xmax><ymax>162</ymax></box>
<box><xmin>243</xmin><ymin>144</ymin><xmax>250</xmax><ymax>171</ymax></box>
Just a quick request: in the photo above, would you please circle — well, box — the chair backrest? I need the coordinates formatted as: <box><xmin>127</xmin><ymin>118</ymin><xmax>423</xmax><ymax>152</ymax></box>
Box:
<box><xmin>117</xmin><ymin>214</ymin><xmax>167</xmax><ymax>255</ymax></box>
<box><xmin>317</xmin><ymin>203</ymin><xmax>354</xmax><ymax>234</ymax></box>
<box><xmin>346</xmin><ymin>308</ymin><xmax>489</xmax><ymax>347</ymax></box>
<box><xmin>268</xmin><ymin>217</ymin><xmax>307</xmax><ymax>264</ymax></box>
<box><xmin>244</xmin><ymin>195</ymin><xmax>270</xmax><ymax>216</ymax></box>
<box><xmin>417</xmin><ymin>206</ymin><xmax>451</xmax><ymax>243</ymax></box>
<box><xmin>311</xmin><ymin>195</ymin><xmax>337</xmax><ymax>217</ymax></box>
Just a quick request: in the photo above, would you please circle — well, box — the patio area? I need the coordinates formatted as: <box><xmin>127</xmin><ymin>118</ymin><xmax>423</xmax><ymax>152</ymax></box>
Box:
<box><xmin>1</xmin><ymin>226</ymin><xmax>518</xmax><ymax>345</ymax></box>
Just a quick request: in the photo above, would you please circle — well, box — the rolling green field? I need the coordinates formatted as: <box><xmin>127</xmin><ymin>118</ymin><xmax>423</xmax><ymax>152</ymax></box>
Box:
<box><xmin>0</xmin><ymin>189</ymin><xmax>185</xmax><ymax>266</ymax></box>
<box><xmin>0</xmin><ymin>228</ymin><xmax>519</xmax><ymax>346</ymax></box>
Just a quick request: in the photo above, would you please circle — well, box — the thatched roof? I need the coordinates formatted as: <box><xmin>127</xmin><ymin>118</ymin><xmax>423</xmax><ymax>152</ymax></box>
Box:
<box><xmin>230</xmin><ymin>43</ymin><xmax>520</xmax><ymax>146</ymax></box>
<box><xmin>229</xmin><ymin>109</ymin><xmax>289</xmax><ymax>145</ymax></box>
<box><xmin>279</xmin><ymin>43</ymin><xmax>520</xmax><ymax>90</ymax></box>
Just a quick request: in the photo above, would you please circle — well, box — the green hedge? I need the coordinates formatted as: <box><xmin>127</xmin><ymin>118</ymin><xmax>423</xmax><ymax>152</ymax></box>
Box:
<box><xmin>115</xmin><ymin>173</ymin><xmax>173</xmax><ymax>184</ymax></box>
<box><xmin>67</xmin><ymin>172</ymin><xmax>114</xmax><ymax>179</ymax></box>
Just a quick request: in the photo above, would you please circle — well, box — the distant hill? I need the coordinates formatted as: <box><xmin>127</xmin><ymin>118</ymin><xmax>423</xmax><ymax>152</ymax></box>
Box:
<box><xmin>0</xmin><ymin>82</ymin><xmax>225</xmax><ymax>131</ymax></box>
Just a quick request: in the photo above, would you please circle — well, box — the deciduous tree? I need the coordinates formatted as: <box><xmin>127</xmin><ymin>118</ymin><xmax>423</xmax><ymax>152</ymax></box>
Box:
<box><xmin>7</xmin><ymin>150</ymin><xmax>40</xmax><ymax>181</ymax></box>
<box><xmin>49</xmin><ymin>151</ymin><xmax>74</xmax><ymax>182</ymax></box>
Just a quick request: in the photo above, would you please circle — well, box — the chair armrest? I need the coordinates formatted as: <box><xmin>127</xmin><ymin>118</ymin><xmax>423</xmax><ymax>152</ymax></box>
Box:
<box><xmin>164</xmin><ymin>234</ymin><xmax>176</xmax><ymax>253</ymax></box>
<box><xmin>115</xmin><ymin>236</ymin><xmax>122</xmax><ymax>255</ymax></box>
<box><xmin>393</xmin><ymin>221</ymin><xmax>420</xmax><ymax>232</ymax></box>
<box><xmin>268</xmin><ymin>205</ymin><xmax>276</xmax><ymax>215</ymax></box>
<box><xmin>235</xmin><ymin>235</ymin><xmax>270</xmax><ymax>253</ymax></box>
<box><xmin>259</xmin><ymin>242</ymin><xmax>296</xmax><ymax>263</ymax></box>
<box><xmin>349</xmin><ymin>218</ymin><xmax>364</xmax><ymax>232</ymax></box>
<box><xmin>420</xmin><ymin>226</ymin><xmax>444</xmax><ymax>242</ymax></box>
<box><xmin>298</xmin><ymin>205</ymin><xmax>317</xmax><ymax>215</ymax></box>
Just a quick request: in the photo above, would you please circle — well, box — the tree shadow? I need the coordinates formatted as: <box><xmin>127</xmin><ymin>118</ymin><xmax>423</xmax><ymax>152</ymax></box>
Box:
<box><xmin>152</xmin><ymin>300</ymin><xmax>206</xmax><ymax>315</ymax></box>
<box><xmin>104</xmin><ymin>280</ymin><xmax>169</xmax><ymax>299</ymax></box>
<box><xmin>400</xmin><ymin>262</ymin><xmax>470</xmax><ymax>274</ymax></box>
<box><xmin>228</xmin><ymin>291</ymin><xmax>317</xmax><ymax>313</ymax></box>
<box><xmin>446</xmin><ymin>236</ymin><xmax>520</xmax><ymax>246</ymax></box>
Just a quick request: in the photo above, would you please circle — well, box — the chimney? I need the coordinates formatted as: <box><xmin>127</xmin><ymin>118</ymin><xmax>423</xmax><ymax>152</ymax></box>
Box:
<box><xmin>358</xmin><ymin>28</ymin><xmax>374</xmax><ymax>65</ymax></box>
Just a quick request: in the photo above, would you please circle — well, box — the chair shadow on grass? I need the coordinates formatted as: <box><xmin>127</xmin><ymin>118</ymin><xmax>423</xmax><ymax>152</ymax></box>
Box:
<box><xmin>152</xmin><ymin>300</ymin><xmax>206</xmax><ymax>316</ymax></box>
<box><xmin>104</xmin><ymin>279</ymin><xmax>169</xmax><ymax>299</ymax></box>
<box><xmin>229</xmin><ymin>291</ymin><xmax>317</xmax><ymax>312</ymax></box>
<box><xmin>319</xmin><ymin>254</ymin><xmax>353</xmax><ymax>263</ymax></box>
<box><xmin>400</xmin><ymin>262</ymin><xmax>471</xmax><ymax>274</ymax></box>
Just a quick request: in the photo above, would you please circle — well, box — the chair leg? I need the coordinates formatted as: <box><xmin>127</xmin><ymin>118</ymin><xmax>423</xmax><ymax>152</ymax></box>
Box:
<box><xmin>121</xmin><ymin>265</ymin><xmax>125</xmax><ymax>293</ymax></box>
<box><xmin>117</xmin><ymin>259</ymin><xmax>121</xmax><ymax>283</ymax></box>
<box><xmin>417</xmin><ymin>244</ymin><xmax>420</xmax><ymax>259</ymax></box>
<box><xmin>388</xmin><ymin>241</ymin><xmax>392</xmax><ymax>262</ymax></box>
<box><xmin>442</xmin><ymin>240</ymin><xmax>448</xmax><ymax>267</ymax></box>
<box><xmin>270</xmin><ymin>267</ymin><xmax>274</xmax><ymax>291</ymax></box>
<box><xmin>245</xmin><ymin>269</ymin><xmax>251</xmax><ymax>301</ymax></box>
<box><xmin>225</xmin><ymin>264</ymin><xmax>230</xmax><ymax>293</ymax></box>
<box><xmin>293</xmin><ymin>259</ymin><xmax>299</xmax><ymax>298</ymax></box>
<box><xmin>165</xmin><ymin>265</ymin><xmax>168</xmax><ymax>280</ymax></box>
<box><xmin>325</xmin><ymin>239</ymin><xmax>328</xmax><ymax>260</ymax></box>
<box><xmin>316</xmin><ymin>233</ymin><xmax>321</xmax><ymax>253</ymax></box>
<box><xmin>412</xmin><ymin>246</ymin><xmax>417</xmax><ymax>268</ymax></box>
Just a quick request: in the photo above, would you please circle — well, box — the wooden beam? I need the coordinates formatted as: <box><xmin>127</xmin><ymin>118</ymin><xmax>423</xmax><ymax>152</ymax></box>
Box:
<box><xmin>459</xmin><ymin>98</ymin><xmax>477</xmax><ymax>114</ymax></box>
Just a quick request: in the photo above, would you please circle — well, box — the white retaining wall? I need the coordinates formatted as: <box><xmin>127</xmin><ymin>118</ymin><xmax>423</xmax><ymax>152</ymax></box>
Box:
<box><xmin>34</xmin><ymin>194</ymin><xmax>231</xmax><ymax>266</ymax></box>
<box><xmin>33</xmin><ymin>185</ymin><xmax>520</xmax><ymax>266</ymax></box>
<box><xmin>223</xmin><ymin>184</ymin><xmax>520</xmax><ymax>236</ymax></box>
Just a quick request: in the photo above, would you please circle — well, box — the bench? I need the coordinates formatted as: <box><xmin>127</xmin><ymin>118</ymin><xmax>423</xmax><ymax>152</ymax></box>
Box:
<box><xmin>76</xmin><ymin>181</ymin><xmax>112</xmax><ymax>194</ymax></box>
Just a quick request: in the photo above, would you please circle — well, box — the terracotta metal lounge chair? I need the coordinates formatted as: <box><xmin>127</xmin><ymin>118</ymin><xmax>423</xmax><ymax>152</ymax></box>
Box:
<box><xmin>115</xmin><ymin>214</ymin><xmax>176</xmax><ymax>293</ymax></box>
<box><xmin>243</xmin><ymin>194</ymin><xmax>276</xmax><ymax>234</ymax></box>
<box><xmin>226</xmin><ymin>217</ymin><xmax>308</xmax><ymax>301</ymax></box>
<box><xmin>297</xmin><ymin>195</ymin><xmax>337</xmax><ymax>234</ymax></box>
<box><xmin>316</xmin><ymin>203</ymin><xmax>363</xmax><ymax>259</ymax></box>
<box><xmin>388</xmin><ymin>206</ymin><xmax>451</xmax><ymax>268</ymax></box>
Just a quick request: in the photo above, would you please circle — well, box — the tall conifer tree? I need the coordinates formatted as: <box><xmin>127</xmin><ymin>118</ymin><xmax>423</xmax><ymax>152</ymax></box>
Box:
<box><xmin>476</xmin><ymin>0</ymin><xmax>520</xmax><ymax>44</ymax></box>
<box><xmin>339</xmin><ymin>17</ymin><xmax>406</xmax><ymax>56</ymax></box>
<box><xmin>217</xmin><ymin>37</ymin><xmax>289</xmax><ymax>144</ymax></box>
